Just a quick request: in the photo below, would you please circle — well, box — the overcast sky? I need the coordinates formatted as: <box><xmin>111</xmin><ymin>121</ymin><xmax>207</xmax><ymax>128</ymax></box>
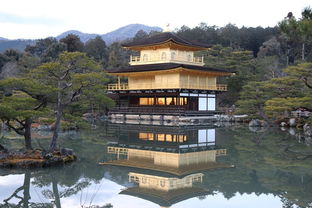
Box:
<box><xmin>0</xmin><ymin>0</ymin><xmax>311</xmax><ymax>39</ymax></box>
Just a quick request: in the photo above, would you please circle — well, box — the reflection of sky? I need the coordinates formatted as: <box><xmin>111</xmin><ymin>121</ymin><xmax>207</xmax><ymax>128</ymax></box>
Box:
<box><xmin>0</xmin><ymin>174</ymin><xmax>282</xmax><ymax>208</ymax></box>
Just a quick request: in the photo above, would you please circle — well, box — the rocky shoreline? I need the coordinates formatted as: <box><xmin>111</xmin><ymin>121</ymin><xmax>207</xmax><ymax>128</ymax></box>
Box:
<box><xmin>0</xmin><ymin>147</ymin><xmax>76</xmax><ymax>168</ymax></box>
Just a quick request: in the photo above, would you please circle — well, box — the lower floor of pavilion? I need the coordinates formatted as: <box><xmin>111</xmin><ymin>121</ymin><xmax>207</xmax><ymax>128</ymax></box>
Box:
<box><xmin>108</xmin><ymin>90</ymin><xmax>222</xmax><ymax>116</ymax></box>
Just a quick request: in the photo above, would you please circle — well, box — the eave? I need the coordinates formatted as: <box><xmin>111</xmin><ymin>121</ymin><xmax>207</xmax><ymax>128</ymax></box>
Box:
<box><xmin>108</xmin><ymin>67</ymin><xmax>233</xmax><ymax>77</ymax></box>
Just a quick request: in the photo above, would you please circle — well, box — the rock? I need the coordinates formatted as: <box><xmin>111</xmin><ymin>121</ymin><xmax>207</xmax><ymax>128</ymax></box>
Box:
<box><xmin>249</xmin><ymin>119</ymin><xmax>261</xmax><ymax>127</ymax></box>
<box><xmin>248</xmin><ymin>126</ymin><xmax>262</xmax><ymax>132</ymax></box>
<box><xmin>303</xmin><ymin>124</ymin><xmax>312</xmax><ymax>136</ymax></box>
<box><xmin>43</xmin><ymin>152</ymin><xmax>53</xmax><ymax>160</ymax></box>
<box><xmin>288</xmin><ymin>128</ymin><xmax>296</xmax><ymax>136</ymax></box>
<box><xmin>289</xmin><ymin>118</ymin><xmax>296</xmax><ymax>127</ymax></box>
<box><xmin>61</xmin><ymin>148</ymin><xmax>73</xmax><ymax>156</ymax></box>
<box><xmin>280</xmin><ymin>127</ymin><xmax>287</xmax><ymax>131</ymax></box>
<box><xmin>304</xmin><ymin>137</ymin><xmax>312</xmax><ymax>145</ymax></box>
<box><xmin>280</xmin><ymin>122</ymin><xmax>287</xmax><ymax>127</ymax></box>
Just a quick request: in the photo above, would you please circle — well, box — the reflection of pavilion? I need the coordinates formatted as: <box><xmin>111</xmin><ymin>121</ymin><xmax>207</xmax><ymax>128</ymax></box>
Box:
<box><xmin>100</xmin><ymin>126</ymin><xmax>232</xmax><ymax>207</ymax></box>
<box><xmin>102</xmin><ymin>146</ymin><xmax>228</xmax><ymax>175</ymax></box>
<box><xmin>109</xmin><ymin>124</ymin><xmax>222</xmax><ymax>153</ymax></box>
<box><xmin>120</xmin><ymin>172</ymin><xmax>210</xmax><ymax>208</ymax></box>
<box><xmin>102</xmin><ymin>125</ymin><xmax>230</xmax><ymax>175</ymax></box>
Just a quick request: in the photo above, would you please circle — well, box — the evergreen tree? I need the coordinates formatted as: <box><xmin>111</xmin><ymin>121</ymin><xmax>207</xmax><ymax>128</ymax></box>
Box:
<box><xmin>29</xmin><ymin>52</ymin><xmax>112</xmax><ymax>151</ymax></box>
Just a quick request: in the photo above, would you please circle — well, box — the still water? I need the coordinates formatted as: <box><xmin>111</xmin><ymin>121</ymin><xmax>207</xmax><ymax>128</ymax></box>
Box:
<box><xmin>0</xmin><ymin>123</ymin><xmax>312</xmax><ymax>208</ymax></box>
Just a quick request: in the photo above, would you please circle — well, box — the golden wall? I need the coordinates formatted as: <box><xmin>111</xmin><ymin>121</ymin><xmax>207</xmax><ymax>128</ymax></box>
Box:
<box><xmin>127</xmin><ymin>71</ymin><xmax>217</xmax><ymax>90</ymax></box>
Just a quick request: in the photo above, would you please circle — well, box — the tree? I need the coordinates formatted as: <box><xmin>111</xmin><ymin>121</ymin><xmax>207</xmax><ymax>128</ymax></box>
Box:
<box><xmin>60</xmin><ymin>34</ymin><xmax>84</xmax><ymax>52</ymax></box>
<box><xmin>236</xmin><ymin>81</ymin><xmax>271</xmax><ymax>120</ymax></box>
<box><xmin>264</xmin><ymin>63</ymin><xmax>312</xmax><ymax>117</ymax></box>
<box><xmin>202</xmin><ymin>45</ymin><xmax>257</xmax><ymax>106</ymax></box>
<box><xmin>85</xmin><ymin>36</ymin><xmax>108</xmax><ymax>66</ymax></box>
<box><xmin>298</xmin><ymin>7</ymin><xmax>312</xmax><ymax>61</ymax></box>
<box><xmin>279</xmin><ymin>7</ymin><xmax>312</xmax><ymax>63</ymax></box>
<box><xmin>132</xmin><ymin>30</ymin><xmax>148</xmax><ymax>42</ymax></box>
<box><xmin>25</xmin><ymin>38</ymin><xmax>66</xmax><ymax>62</ymax></box>
<box><xmin>0</xmin><ymin>79</ymin><xmax>50</xmax><ymax>149</ymax></box>
<box><xmin>29</xmin><ymin>52</ymin><xmax>112</xmax><ymax>151</ymax></box>
<box><xmin>107</xmin><ymin>42</ymin><xmax>130</xmax><ymax>70</ymax></box>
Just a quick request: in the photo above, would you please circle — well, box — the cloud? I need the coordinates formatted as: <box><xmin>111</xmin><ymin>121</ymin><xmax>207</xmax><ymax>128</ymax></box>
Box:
<box><xmin>0</xmin><ymin>12</ymin><xmax>63</xmax><ymax>25</ymax></box>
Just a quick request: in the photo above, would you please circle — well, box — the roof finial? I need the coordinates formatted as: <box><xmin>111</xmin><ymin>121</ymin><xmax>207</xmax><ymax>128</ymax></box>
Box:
<box><xmin>164</xmin><ymin>23</ymin><xmax>171</xmax><ymax>32</ymax></box>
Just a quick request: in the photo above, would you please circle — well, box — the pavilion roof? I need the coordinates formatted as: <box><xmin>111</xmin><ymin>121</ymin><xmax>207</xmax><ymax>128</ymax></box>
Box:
<box><xmin>120</xmin><ymin>186</ymin><xmax>210</xmax><ymax>207</ymax></box>
<box><xmin>107</xmin><ymin>63</ymin><xmax>233</xmax><ymax>74</ymax></box>
<box><xmin>122</xmin><ymin>32</ymin><xmax>210</xmax><ymax>50</ymax></box>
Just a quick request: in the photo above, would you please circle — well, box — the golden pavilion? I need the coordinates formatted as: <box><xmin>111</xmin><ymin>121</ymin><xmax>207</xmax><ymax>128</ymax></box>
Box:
<box><xmin>107</xmin><ymin>32</ymin><xmax>233</xmax><ymax>120</ymax></box>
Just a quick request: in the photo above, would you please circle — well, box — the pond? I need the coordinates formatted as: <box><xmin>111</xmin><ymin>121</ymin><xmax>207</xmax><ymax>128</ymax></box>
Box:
<box><xmin>0</xmin><ymin>123</ymin><xmax>312</xmax><ymax>208</ymax></box>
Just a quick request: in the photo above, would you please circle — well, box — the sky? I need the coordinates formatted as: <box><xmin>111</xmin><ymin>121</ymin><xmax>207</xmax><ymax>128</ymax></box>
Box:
<box><xmin>0</xmin><ymin>174</ymin><xmax>283</xmax><ymax>208</ymax></box>
<box><xmin>0</xmin><ymin>0</ymin><xmax>311</xmax><ymax>39</ymax></box>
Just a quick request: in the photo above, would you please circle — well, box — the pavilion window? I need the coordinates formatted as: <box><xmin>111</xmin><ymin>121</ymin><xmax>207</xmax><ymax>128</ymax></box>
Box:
<box><xmin>171</xmin><ymin>51</ymin><xmax>176</xmax><ymax>60</ymax></box>
<box><xmin>187</xmin><ymin>54</ymin><xmax>192</xmax><ymax>62</ymax></box>
<box><xmin>143</xmin><ymin>54</ymin><xmax>148</xmax><ymax>62</ymax></box>
<box><xmin>156</xmin><ymin>97</ymin><xmax>165</xmax><ymax>105</ymax></box>
<box><xmin>179</xmin><ymin>97</ymin><xmax>188</xmax><ymax>105</ymax></box>
<box><xmin>166</xmin><ymin>134</ymin><xmax>173</xmax><ymax>142</ymax></box>
<box><xmin>160</xmin><ymin>180</ymin><xmax>166</xmax><ymax>187</ymax></box>
<box><xmin>156</xmin><ymin>134</ymin><xmax>165</xmax><ymax>141</ymax></box>
<box><xmin>166</xmin><ymin>97</ymin><xmax>177</xmax><ymax>105</ymax></box>
<box><xmin>139</xmin><ymin>132</ymin><xmax>154</xmax><ymax>140</ymax></box>
<box><xmin>161</xmin><ymin>52</ymin><xmax>167</xmax><ymax>60</ymax></box>
<box><xmin>139</xmin><ymin>97</ymin><xmax>154</xmax><ymax>105</ymax></box>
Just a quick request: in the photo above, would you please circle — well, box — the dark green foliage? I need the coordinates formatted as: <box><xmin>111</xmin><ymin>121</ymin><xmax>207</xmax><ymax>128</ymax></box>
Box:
<box><xmin>237</xmin><ymin>62</ymin><xmax>312</xmax><ymax>119</ymax></box>
<box><xmin>60</xmin><ymin>34</ymin><xmax>84</xmax><ymax>52</ymax></box>
<box><xmin>85</xmin><ymin>36</ymin><xmax>108</xmax><ymax>67</ymax></box>
<box><xmin>201</xmin><ymin>45</ymin><xmax>257</xmax><ymax>105</ymax></box>
<box><xmin>107</xmin><ymin>42</ymin><xmax>130</xmax><ymax>69</ymax></box>
<box><xmin>132</xmin><ymin>29</ymin><xmax>149</xmax><ymax>41</ymax></box>
<box><xmin>25</xmin><ymin>38</ymin><xmax>66</xmax><ymax>62</ymax></box>
<box><xmin>176</xmin><ymin>23</ymin><xmax>277</xmax><ymax>56</ymax></box>
<box><xmin>0</xmin><ymin>53</ymin><xmax>10</xmax><ymax>69</ymax></box>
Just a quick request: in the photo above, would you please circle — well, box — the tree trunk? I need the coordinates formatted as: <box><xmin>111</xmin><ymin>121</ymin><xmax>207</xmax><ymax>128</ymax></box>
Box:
<box><xmin>302</xmin><ymin>42</ymin><xmax>305</xmax><ymax>61</ymax></box>
<box><xmin>24</xmin><ymin>118</ymin><xmax>33</xmax><ymax>150</ymax></box>
<box><xmin>259</xmin><ymin>107</ymin><xmax>270</xmax><ymax>122</ymax></box>
<box><xmin>286</xmin><ymin>48</ymin><xmax>290</xmax><ymax>67</ymax></box>
<box><xmin>52</xmin><ymin>175</ymin><xmax>61</xmax><ymax>208</ymax></box>
<box><xmin>22</xmin><ymin>172</ymin><xmax>31</xmax><ymax>208</ymax></box>
<box><xmin>49</xmin><ymin>106</ymin><xmax>63</xmax><ymax>152</ymax></box>
<box><xmin>49</xmin><ymin>82</ymin><xmax>63</xmax><ymax>152</ymax></box>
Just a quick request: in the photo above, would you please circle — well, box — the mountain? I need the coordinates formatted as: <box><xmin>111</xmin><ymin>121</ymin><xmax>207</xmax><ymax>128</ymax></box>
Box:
<box><xmin>101</xmin><ymin>24</ymin><xmax>162</xmax><ymax>44</ymax></box>
<box><xmin>56</xmin><ymin>30</ymin><xmax>98</xmax><ymax>43</ymax></box>
<box><xmin>0</xmin><ymin>39</ymin><xmax>35</xmax><ymax>52</ymax></box>
<box><xmin>56</xmin><ymin>24</ymin><xmax>162</xmax><ymax>44</ymax></box>
<box><xmin>0</xmin><ymin>37</ymin><xmax>8</xmax><ymax>41</ymax></box>
<box><xmin>0</xmin><ymin>24</ymin><xmax>162</xmax><ymax>52</ymax></box>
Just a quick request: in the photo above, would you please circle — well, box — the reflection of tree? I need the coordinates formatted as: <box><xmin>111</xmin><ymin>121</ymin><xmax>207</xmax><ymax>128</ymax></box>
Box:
<box><xmin>34</xmin><ymin>171</ymin><xmax>91</xmax><ymax>208</ymax></box>
<box><xmin>0</xmin><ymin>171</ymin><xmax>53</xmax><ymax>208</ymax></box>
<box><xmin>211</xmin><ymin>127</ymin><xmax>312</xmax><ymax>208</ymax></box>
<box><xmin>3</xmin><ymin>172</ymin><xmax>31</xmax><ymax>208</ymax></box>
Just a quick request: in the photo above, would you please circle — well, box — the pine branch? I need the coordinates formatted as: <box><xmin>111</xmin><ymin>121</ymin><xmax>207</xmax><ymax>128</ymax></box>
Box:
<box><xmin>300</xmin><ymin>77</ymin><xmax>312</xmax><ymax>89</ymax></box>
<box><xmin>33</xmin><ymin>100</ymin><xmax>47</xmax><ymax>110</ymax></box>
<box><xmin>3</xmin><ymin>186</ymin><xmax>24</xmax><ymax>203</ymax></box>
<box><xmin>5</xmin><ymin>120</ymin><xmax>25</xmax><ymax>135</ymax></box>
